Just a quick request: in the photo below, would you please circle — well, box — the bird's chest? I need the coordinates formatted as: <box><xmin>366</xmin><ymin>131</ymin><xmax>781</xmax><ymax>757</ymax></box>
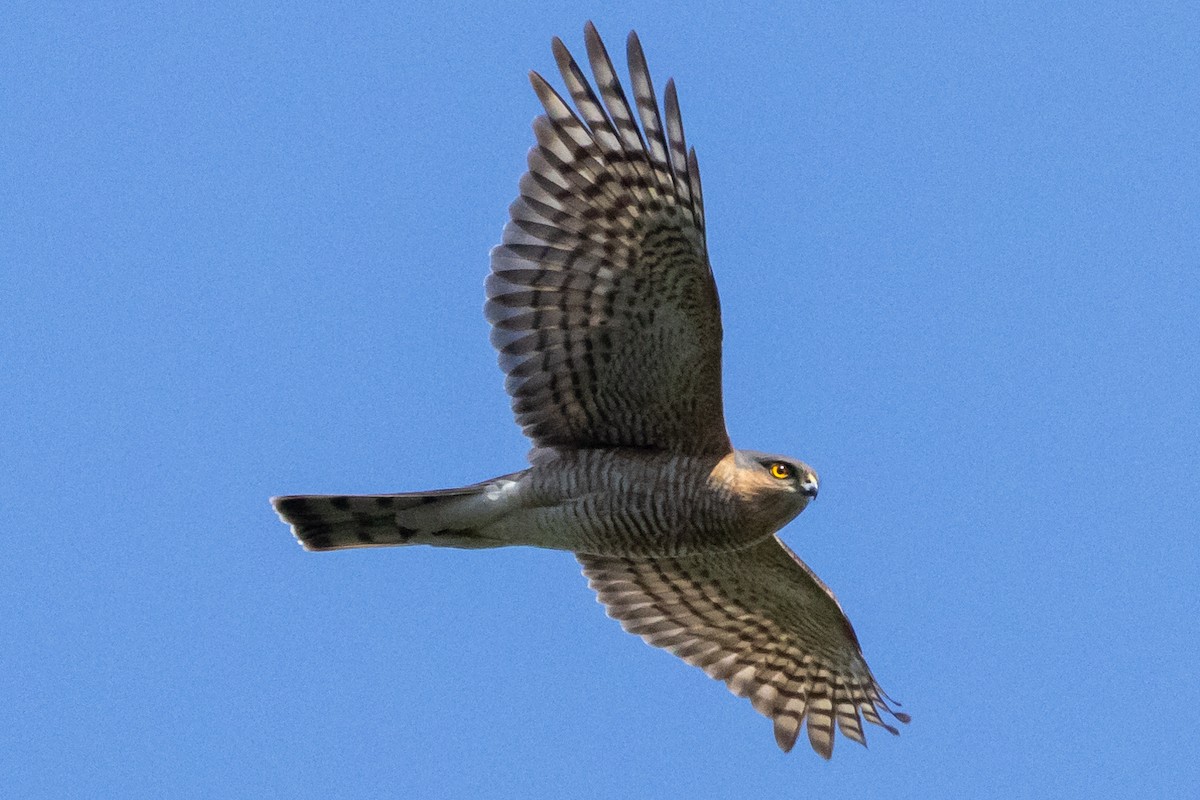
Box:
<box><xmin>529</xmin><ymin>456</ymin><xmax>770</xmax><ymax>557</ymax></box>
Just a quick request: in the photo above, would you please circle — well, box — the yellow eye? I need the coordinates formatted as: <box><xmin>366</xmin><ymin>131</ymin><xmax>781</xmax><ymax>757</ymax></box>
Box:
<box><xmin>769</xmin><ymin>462</ymin><xmax>792</xmax><ymax>480</ymax></box>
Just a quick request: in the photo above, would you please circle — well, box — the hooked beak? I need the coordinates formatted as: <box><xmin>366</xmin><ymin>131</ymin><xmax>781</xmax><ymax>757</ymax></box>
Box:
<box><xmin>800</xmin><ymin>480</ymin><xmax>819</xmax><ymax>499</ymax></box>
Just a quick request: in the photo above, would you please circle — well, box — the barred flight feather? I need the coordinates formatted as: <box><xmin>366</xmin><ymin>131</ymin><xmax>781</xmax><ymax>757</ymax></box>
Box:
<box><xmin>578</xmin><ymin>536</ymin><xmax>909</xmax><ymax>758</ymax></box>
<box><xmin>486</xmin><ymin>21</ymin><xmax>730</xmax><ymax>455</ymax></box>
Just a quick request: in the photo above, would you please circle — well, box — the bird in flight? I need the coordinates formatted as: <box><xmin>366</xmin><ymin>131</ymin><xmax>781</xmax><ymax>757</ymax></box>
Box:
<box><xmin>273</xmin><ymin>22</ymin><xmax>908</xmax><ymax>758</ymax></box>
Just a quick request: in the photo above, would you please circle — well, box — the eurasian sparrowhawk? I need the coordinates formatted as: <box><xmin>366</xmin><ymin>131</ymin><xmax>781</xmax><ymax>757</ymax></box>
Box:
<box><xmin>273</xmin><ymin>22</ymin><xmax>909</xmax><ymax>758</ymax></box>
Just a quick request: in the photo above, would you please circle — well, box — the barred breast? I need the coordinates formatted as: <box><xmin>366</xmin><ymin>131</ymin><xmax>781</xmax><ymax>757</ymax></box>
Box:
<box><xmin>487</xmin><ymin>449</ymin><xmax>770</xmax><ymax>557</ymax></box>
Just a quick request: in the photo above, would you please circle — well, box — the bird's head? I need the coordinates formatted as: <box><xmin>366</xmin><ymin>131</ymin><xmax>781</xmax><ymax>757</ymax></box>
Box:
<box><xmin>713</xmin><ymin>450</ymin><xmax>819</xmax><ymax>532</ymax></box>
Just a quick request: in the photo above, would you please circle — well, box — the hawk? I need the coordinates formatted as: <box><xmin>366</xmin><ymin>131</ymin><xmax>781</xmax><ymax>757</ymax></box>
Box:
<box><xmin>273</xmin><ymin>22</ymin><xmax>909</xmax><ymax>758</ymax></box>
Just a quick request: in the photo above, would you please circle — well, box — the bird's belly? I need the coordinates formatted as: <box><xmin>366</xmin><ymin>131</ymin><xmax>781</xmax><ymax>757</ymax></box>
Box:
<box><xmin>480</xmin><ymin>449</ymin><xmax>779</xmax><ymax>556</ymax></box>
<box><xmin>485</xmin><ymin>487</ymin><xmax>764</xmax><ymax>557</ymax></box>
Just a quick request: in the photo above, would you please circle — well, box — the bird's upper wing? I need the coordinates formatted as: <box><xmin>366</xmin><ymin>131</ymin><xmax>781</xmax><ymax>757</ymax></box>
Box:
<box><xmin>577</xmin><ymin>536</ymin><xmax>909</xmax><ymax>758</ymax></box>
<box><xmin>486</xmin><ymin>23</ymin><xmax>731</xmax><ymax>455</ymax></box>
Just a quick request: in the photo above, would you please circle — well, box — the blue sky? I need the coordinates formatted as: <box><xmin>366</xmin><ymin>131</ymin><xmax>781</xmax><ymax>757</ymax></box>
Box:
<box><xmin>3</xmin><ymin>1</ymin><xmax>1198</xmax><ymax>797</ymax></box>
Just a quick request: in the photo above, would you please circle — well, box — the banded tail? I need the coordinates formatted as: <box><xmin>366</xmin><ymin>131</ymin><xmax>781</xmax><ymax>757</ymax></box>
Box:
<box><xmin>272</xmin><ymin>474</ymin><xmax>523</xmax><ymax>551</ymax></box>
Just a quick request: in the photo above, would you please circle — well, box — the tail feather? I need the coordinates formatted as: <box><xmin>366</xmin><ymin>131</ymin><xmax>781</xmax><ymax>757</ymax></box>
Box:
<box><xmin>272</xmin><ymin>476</ymin><xmax>522</xmax><ymax>552</ymax></box>
<box><xmin>271</xmin><ymin>494</ymin><xmax>426</xmax><ymax>550</ymax></box>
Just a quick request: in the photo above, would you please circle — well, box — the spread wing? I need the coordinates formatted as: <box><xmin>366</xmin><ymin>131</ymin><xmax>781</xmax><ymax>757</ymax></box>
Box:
<box><xmin>486</xmin><ymin>23</ymin><xmax>730</xmax><ymax>455</ymax></box>
<box><xmin>578</xmin><ymin>537</ymin><xmax>910</xmax><ymax>758</ymax></box>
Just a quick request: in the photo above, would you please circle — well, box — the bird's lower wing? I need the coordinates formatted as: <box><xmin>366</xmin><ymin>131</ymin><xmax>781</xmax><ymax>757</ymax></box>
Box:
<box><xmin>577</xmin><ymin>536</ymin><xmax>909</xmax><ymax>758</ymax></box>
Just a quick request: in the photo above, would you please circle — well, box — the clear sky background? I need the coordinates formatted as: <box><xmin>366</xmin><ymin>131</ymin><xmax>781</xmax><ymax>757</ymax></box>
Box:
<box><xmin>3</xmin><ymin>2</ymin><xmax>1198</xmax><ymax>797</ymax></box>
